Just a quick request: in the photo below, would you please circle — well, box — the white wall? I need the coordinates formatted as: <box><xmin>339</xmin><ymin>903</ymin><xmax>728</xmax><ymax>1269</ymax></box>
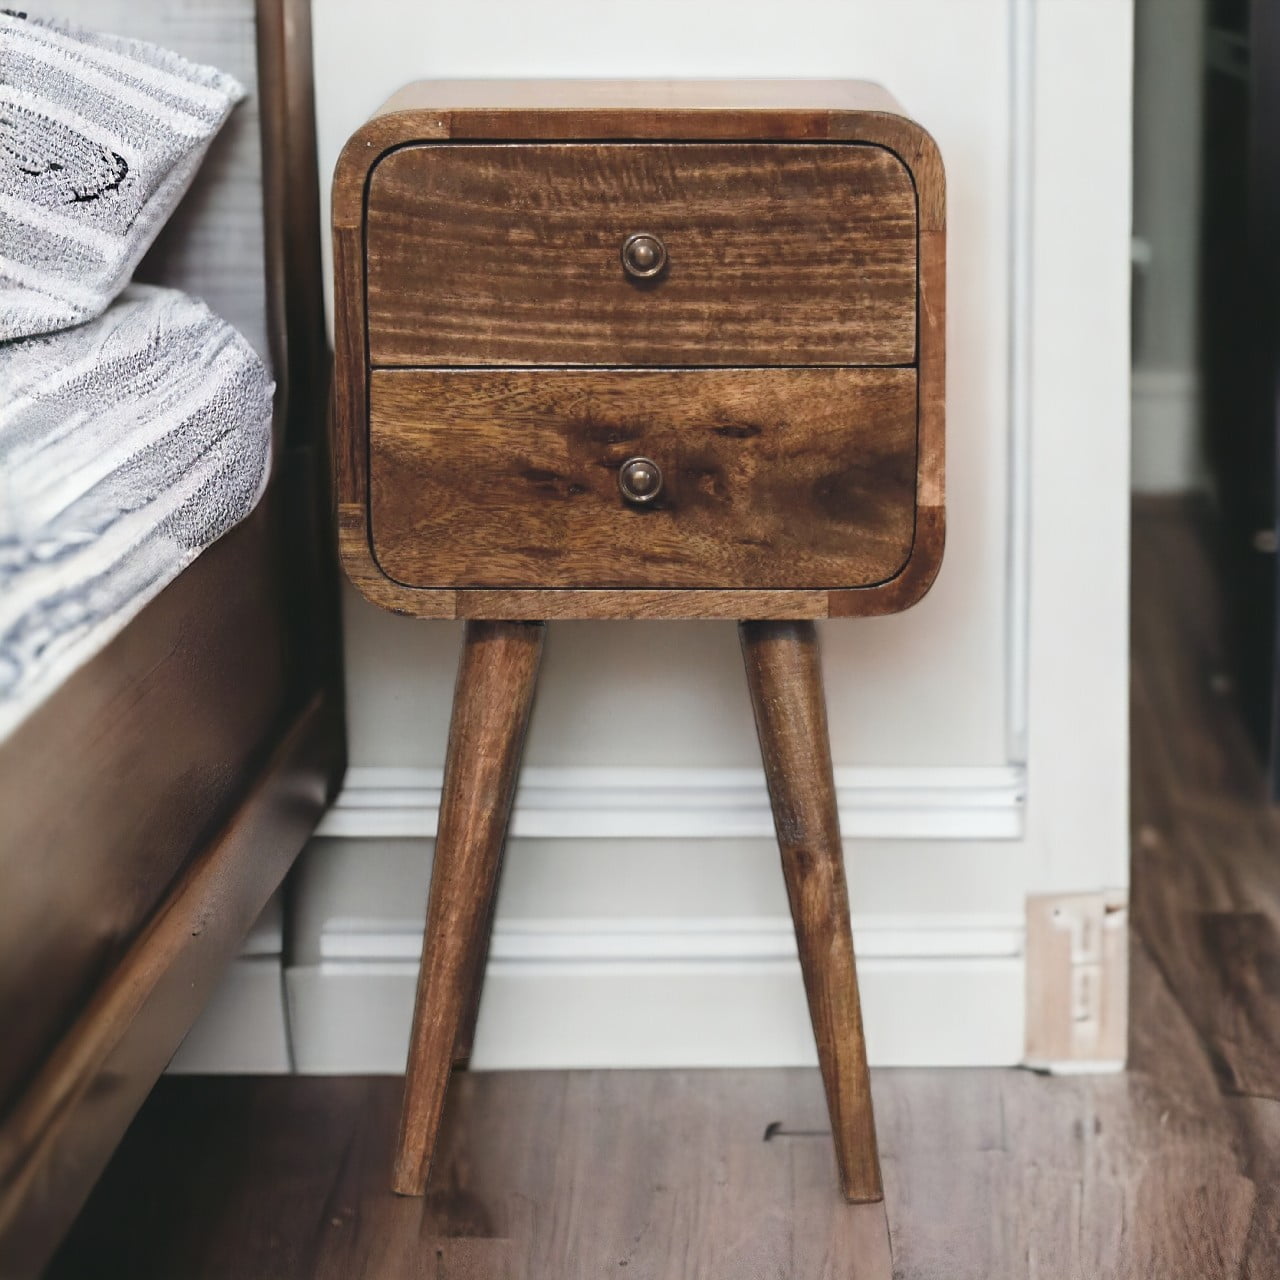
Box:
<box><xmin>1026</xmin><ymin>0</ymin><xmax>1133</xmax><ymax>897</ymax></box>
<box><xmin>180</xmin><ymin>0</ymin><xmax>1132</xmax><ymax>1074</ymax></box>
<box><xmin>318</xmin><ymin>0</ymin><xmax>1017</xmax><ymax>771</ymax></box>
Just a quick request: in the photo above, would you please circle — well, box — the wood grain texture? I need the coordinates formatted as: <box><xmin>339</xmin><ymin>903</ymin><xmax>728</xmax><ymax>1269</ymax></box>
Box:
<box><xmin>50</xmin><ymin>947</ymin><xmax>1280</xmax><ymax>1278</ymax></box>
<box><xmin>331</xmin><ymin>81</ymin><xmax>946</xmax><ymax>622</ymax></box>
<box><xmin>0</xmin><ymin>690</ymin><xmax>343</xmax><ymax>1280</ymax></box>
<box><xmin>0</xmin><ymin>500</ymin><xmax>283</xmax><ymax>1126</ymax></box>
<box><xmin>740</xmin><ymin>620</ymin><xmax>882</xmax><ymax>1204</ymax></box>
<box><xmin>830</xmin><ymin>227</ymin><xmax>945</xmax><ymax>618</ymax></box>
<box><xmin>451</xmin><ymin>878</ymin><xmax>500</xmax><ymax>1070</ymax></box>
<box><xmin>451</xmin><ymin>586</ymin><xmax>833</xmax><ymax>621</ymax></box>
<box><xmin>370</xmin><ymin>368</ymin><xmax>917</xmax><ymax>592</ymax></box>
<box><xmin>1131</xmin><ymin>499</ymin><xmax>1280</xmax><ymax>1102</ymax></box>
<box><xmin>257</xmin><ymin>0</ymin><xmax>348</xmax><ymax>715</ymax></box>
<box><xmin>332</xmin><ymin>80</ymin><xmax>945</xmax><ymax>231</ymax></box>
<box><xmin>366</xmin><ymin>143</ymin><xmax>916</xmax><ymax>368</ymax></box>
<box><xmin>256</xmin><ymin>0</ymin><xmax>329</xmax><ymax>450</ymax></box>
<box><xmin>331</xmin><ymin>223</ymin><xmax>368</xmax><ymax>511</ymax></box>
<box><xmin>394</xmin><ymin>622</ymin><xmax>545</xmax><ymax>1196</ymax></box>
<box><xmin>342</xmin><ymin>504</ymin><xmax>836</xmax><ymax>619</ymax></box>
<box><xmin>53</xmin><ymin>1070</ymin><xmax>906</xmax><ymax>1280</ymax></box>
<box><xmin>0</xmin><ymin>3</ymin><xmax>348</xmax><ymax>1273</ymax></box>
<box><xmin>52</xmin><ymin>501</ymin><xmax>1280</xmax><ymax>1278</ymax></box>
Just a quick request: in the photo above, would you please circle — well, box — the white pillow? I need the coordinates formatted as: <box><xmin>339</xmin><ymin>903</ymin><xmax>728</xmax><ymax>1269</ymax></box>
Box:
<box><xmin>0</xmin><ymin>11</ymin><xmax>244</xmax><ymax>341</ymax></box>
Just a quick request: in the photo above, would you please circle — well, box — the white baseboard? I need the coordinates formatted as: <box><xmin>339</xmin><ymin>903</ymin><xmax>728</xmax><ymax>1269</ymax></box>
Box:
<box><xmin>1024</xmin><ymin>1058</ymin><xmax>1125</xmax><ymax>1075</ymax></box>
<box><xmin>168</xmin><ymin>956</ymin><xmax>292</xmax><ymax>1075</ymax></box>
<box><xmin>1131</xmin><ymin>367</ymin><xmax>1202</xmax><ymax>494</ymax></box>
<box><xmin>286</xmin><ymin>914</ymin><xmax>1026</xmax><ymax>1072</ymax></box>
<box><xmin>315</xmin><ymin>765</ymin><xmax>1026</xmax><ymax>842</ymax></box>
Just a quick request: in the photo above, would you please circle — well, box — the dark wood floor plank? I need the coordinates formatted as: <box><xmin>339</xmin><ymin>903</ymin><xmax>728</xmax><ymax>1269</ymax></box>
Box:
<box><xmin>1231</xmin><ymin>1097</ymin><xmax>1280</xmax><ymax>1278</ymax></box>
<box><xmin>1130</xmin><ymin>498</ymin><xmax>1280</xmax><ymax>1102</ymax></box>
<box><xmin>48</xmin><ymin>971</ymin><xmax>1280</xmax><ymax>1278</ymax></box>
<box><xmin>46</xmin><ymin>499</ymin><xmax>1280</xmax><ymax>1277</ymax></box>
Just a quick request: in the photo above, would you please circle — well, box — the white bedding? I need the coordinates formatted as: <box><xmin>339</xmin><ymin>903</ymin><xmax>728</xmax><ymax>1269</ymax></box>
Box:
<box><xmin>0</xmin><ymin>284</ymin><xmax>273</xmax><ymax>738</ymax></box>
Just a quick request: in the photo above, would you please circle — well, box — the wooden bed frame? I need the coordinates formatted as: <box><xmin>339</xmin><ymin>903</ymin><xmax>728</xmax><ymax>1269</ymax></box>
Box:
<box><xmin>0</xmin><ymin>3</ymin><xmax>345</xmax><ymax>1273</ymax></box>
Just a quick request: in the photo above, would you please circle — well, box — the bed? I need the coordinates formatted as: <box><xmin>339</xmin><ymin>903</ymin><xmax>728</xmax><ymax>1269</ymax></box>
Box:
<box><xmin>0</xmin><ymin>2</ymin><xmax>346</xmax><ymax>1273</ymax></box>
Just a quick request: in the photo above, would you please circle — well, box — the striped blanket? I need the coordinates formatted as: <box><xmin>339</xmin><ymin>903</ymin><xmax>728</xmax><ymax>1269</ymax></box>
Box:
<box><xmin>0</xmin><ymin>10</ymin><xmax>244</xmax><ymax>340</ymax></box>
<box><xmin>0</xmin><ymin>285</ymin><xmax>274</xmax><ymax>737</ymax></box>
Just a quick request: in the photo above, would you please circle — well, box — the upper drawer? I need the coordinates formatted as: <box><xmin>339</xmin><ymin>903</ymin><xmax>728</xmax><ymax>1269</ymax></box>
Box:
<box><xmin>364</xmin><ymin>142</ymin><xmax>918</xmax><ymax>368</ymax></box>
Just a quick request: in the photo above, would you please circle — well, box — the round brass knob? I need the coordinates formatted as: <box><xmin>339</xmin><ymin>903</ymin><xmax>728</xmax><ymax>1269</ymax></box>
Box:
<box><xmin>621</xmin><ymin>233</ymin><xmax>667</xmax><ymax>279</ymax></box>
<box><xmin>618</xmin><ymin>456</ymin><xmax>663</xmax><ymax>504</ymax></box>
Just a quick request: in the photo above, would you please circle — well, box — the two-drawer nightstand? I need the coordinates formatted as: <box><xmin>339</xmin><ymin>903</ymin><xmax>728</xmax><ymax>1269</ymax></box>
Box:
<box><xmin>331</xmin><ymin>80</ymin><xmax>944</xmax><ymax>1246</ymax></box>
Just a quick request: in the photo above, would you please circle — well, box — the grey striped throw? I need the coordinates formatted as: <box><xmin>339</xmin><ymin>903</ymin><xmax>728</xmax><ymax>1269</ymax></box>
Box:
<box><xmin>0</xmin><ymin>10</ymin><xmax>244</xmax><ymax>340</ymax></box>
<box><xmin>0</xmin><ymin>284</ymin><xmax>274</xmax><ymax>737</ymax></box>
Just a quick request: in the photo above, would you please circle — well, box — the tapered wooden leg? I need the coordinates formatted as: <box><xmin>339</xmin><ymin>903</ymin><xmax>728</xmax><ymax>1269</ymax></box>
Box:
<box><xmin>740</xmin><ymin>620</ymin><xmax>884</xmax><ymax>1205</ymax></box>
<box><xmin>393</xmin><ymin>620</ymin><xmax>545</xmax><ymax>1196</ymax></box>
<box><xmin>451</xmin><ymin>876</ymin><xmax>499</xmax><ymax>1067</ymax></box>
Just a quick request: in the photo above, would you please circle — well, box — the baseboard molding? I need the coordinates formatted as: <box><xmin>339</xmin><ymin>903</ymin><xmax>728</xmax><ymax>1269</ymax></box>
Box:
<box><xmin>315</xmin><ymin>764</ymin><xmax>1026</xmax><ymax>842</ymax></box>
<box><xmin>287</xmin><ymin>913</ymin><xmax>1026</xmax><ymax>1071</ymax></box>
<box><xmin>313</xmin><ymin>912</ymin><xmax>1025</xmax><ymax>964</ymax></box>
<box><xmin>167</xmin><ymin>956</ymin><xmax>291</xmax><ymax>1075</ymax></box>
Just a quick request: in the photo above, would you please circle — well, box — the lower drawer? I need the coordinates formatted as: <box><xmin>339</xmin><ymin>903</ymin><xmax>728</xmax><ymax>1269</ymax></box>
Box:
<box><xmin>368</xmin><ymin>367</ymin><xmax>918</xmax><ymax>592</ymax></box>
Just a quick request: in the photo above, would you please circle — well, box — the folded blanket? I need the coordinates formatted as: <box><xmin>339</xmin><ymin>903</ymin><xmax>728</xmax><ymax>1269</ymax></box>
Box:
<box><xmin>0</xmin><ymin>284</ymin><xmax>274</xmax><ymax>737</ymax></box>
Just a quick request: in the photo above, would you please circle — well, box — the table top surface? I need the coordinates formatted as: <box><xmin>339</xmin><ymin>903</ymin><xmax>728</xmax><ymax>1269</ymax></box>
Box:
<box><xmin>372</xmin><ymin>78</ymin><xmax>905</xmax><ymax>119</ymax></box>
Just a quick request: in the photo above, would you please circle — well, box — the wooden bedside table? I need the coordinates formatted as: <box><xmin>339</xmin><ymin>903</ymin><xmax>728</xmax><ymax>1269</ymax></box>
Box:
<box><xmin>331</xmin><ymin>80</ymin><xmax>945</xmax><ymax>1234</ymax></box>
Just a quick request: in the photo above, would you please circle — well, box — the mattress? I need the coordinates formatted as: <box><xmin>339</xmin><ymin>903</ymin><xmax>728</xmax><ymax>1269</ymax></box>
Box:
<box><xmin>0</xmin><ymin>284</ymin><xmax>274</xmax><ymax>738</ymax></box>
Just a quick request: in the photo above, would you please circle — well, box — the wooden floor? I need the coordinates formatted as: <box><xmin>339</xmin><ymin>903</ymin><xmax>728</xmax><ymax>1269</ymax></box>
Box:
<box><xmin>48</xmin><ymin>501</ymin><xmax>1280</xmax><ymax>1279</ymax></box>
